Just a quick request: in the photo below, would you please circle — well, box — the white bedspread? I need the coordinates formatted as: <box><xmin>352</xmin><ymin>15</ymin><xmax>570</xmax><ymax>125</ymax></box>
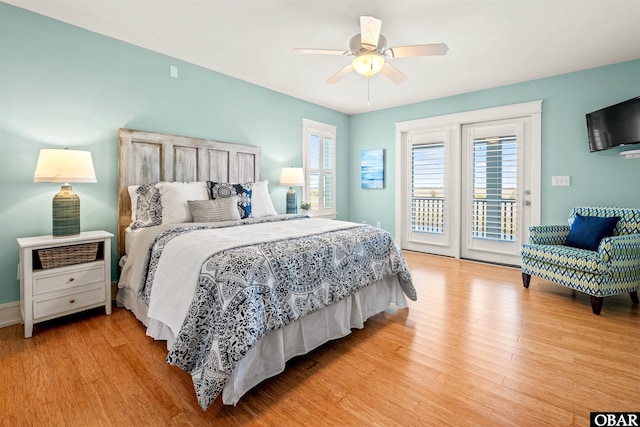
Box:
<box><xmin>148</xmin><ymin>218</ymin><xmax>360</xmax><ymax>335</ymax></box>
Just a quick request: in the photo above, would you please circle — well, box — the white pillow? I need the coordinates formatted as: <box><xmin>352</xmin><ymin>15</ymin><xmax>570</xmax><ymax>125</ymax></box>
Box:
<box><xmin>157</xmin><ymin>182</ymin><xmax>209</xmax><ymax>224</ymax></box>
<box><xmin>250</xmin><ymin>180</ymin><xmax>278</xmax><ymax>218</ymax></box>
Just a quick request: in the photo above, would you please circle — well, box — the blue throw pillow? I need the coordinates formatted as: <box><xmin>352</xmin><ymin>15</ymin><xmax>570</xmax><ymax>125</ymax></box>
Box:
<box><xmin>207</xmin><ymin>181</ymin><xmax>252</xmax><ymax>219</ymax></box>
<box><xmin>564</xmin><ymin>214</ymin><xmax>620</xmax><ymax>251</ymax></box>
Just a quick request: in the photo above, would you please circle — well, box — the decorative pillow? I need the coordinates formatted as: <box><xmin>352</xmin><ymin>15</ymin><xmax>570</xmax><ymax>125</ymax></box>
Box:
<box><xmin>564</xmin><ymin>214</ymin><xmax>620</xmax><ymax>251</ymax></box>
<box><xmin>250</xmin><ymin>180</ymin><xmax>277</xmax><ymax>218</ymax></box>
<box><xmin>128</xmin><ymin>185</ymin><xmax>141</xmax><ymax>222</ymax></box>
<box><xmin>188</xmin><ymin>197</ymin><xmax>241</xmax><ymax>223</ymax></box>
<box><xmin>157</xmin><ymin>182</ymin><xmax>209</xmax><ymax>224</ymax></box>
<box><xmin>207</xmin><ymin>181</ymin><xmax>252</xmax><ymax>219</ymax></box>
<box><xmin>130</xmin><ymin>184</ymin><xmax>162</xmax><ymax>230</ymax></box>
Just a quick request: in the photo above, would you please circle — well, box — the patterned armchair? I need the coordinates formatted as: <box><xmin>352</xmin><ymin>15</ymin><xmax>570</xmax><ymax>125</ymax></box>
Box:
<box><xmin>521</xmin><ymin>206</ymin><xmax>640</xmax><ymax>315</ymax></box>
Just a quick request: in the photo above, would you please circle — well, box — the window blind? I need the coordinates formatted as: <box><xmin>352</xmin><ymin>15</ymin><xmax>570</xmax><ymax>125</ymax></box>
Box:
<box><xmin>411</xmin><ymin>143</ymin><xmax>445</xmax><ymax>234</ymax></box>
<box><xmin>471</xmin><ymin>136</ymin><xmax>517</xmax><ymax>241</ymax></box>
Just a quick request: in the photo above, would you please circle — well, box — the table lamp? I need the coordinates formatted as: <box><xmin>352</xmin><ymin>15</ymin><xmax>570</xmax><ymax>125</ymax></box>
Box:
<box><xmin>279</xmin><ymin>167</ymin><xmax>305</xmax><ymax>214</ymax></box>
<box><xmin>33</xmin><ymin>148</ymin><xmax>97</xmax><ymax>237</ymax></box>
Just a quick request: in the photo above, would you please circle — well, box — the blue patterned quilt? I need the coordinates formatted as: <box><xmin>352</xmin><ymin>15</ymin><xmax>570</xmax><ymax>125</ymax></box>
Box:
<box><xmin>140</xmin><ymin>217</ymin><xmax>416</xmax><ymax>410</ymax></box>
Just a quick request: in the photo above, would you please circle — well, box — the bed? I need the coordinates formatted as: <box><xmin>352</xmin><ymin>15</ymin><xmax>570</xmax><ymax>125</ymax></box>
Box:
<box><xmin>115</xmin><ymin>128</ymin><xmax>417</xmax><ymax>410</ymax></box>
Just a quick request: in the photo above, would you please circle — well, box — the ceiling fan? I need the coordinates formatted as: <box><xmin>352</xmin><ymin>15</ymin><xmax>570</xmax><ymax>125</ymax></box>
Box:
<box><xmin>292</xmin><ymin>16</ymin><xmax>449</xmax><ymax>84</ymax></box>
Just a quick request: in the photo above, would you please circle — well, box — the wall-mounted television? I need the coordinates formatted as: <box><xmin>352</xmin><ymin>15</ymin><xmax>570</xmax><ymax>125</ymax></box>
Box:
<box><xmin>586</xmin><ymin>96</ymin><xmax>640</xmax><ymax>152</ymax></box>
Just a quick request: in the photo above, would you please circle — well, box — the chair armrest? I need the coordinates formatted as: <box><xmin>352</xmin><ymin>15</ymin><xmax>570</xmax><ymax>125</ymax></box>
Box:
<box><xmin>527</xmin><ymin>225</ymin><xmax>570</xmax><ymax>245</ymax></box>
<box><xmin>599</xmin><ymin>234</ymin><xmax>640</xmax><ymax>271</ymax></box>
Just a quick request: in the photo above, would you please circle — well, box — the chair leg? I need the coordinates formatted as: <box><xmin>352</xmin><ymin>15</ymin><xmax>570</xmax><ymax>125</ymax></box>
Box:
<box><xmin>590</xmin><ymin>296</ymin><xmax>603</xmax><ymax>315</ymax></box>
<box><xmin>630</xmin><ymin>291</ymin><xmax>639</xmax><ymax>305</ymax></box>
<box><xmin>522</xmin><ymin>273</ymin><xmax>531</xmax><ymax>288</ymax></box>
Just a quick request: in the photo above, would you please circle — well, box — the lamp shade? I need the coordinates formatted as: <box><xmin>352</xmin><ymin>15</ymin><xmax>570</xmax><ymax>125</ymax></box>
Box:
<box><xmin>279</xmin><ymin>167</ymin><xmax>305</xmax><ymax>187</ymax></box>
<box><xmin>34</xmin><ymin>148</ymin><xmax>96</xmax><ymax>237</ymax></box>
<box><xmin>34</xmin><ymin>149</ymin><xmax>97</xmax><ymax>183</ymax></box>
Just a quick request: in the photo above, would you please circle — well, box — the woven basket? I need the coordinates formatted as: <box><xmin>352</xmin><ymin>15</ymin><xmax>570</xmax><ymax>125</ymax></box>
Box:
<box><xmin>37</xmin><ymin>242</ymin><xmax>99</xmax><ymax>269</ymax></box>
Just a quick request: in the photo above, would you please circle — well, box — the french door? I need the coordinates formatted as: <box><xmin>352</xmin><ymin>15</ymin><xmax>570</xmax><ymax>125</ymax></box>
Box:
<box><xmin>460</xmin><ymin>118</ymin><xmax>533</xmax><ymax>265</ymax></box>
<box><xmin>396</xmin><ymin>102</ymin><xmax>541</xmax><ymax>267</ymax></box>
<box><xmin>402</xmin><ymin>127</ymin><xmax>460</xmax><ymax>257</ymax></box>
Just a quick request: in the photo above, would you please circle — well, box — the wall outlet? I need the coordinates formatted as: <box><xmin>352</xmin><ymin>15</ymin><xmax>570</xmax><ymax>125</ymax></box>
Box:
<box><xmin>551</xmin><ymin>176</ymin><xmax>570</xmax><ymax>186</ymax></box>
<box><xmin>376</xmin><ymin>221</ymin><xmax>381</xmax><ymax>228</ymax></box>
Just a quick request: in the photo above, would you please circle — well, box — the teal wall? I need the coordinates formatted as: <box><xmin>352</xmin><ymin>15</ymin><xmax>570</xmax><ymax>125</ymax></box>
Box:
<box><xmin>1</xmin><ymin>3</ymin><xmax>638</xmax><ymax>306</ymax></box>
<box><xmin>349</xmin><ymin>60</ymin><xmax>640</xmax><ymax>231</ymax></box>
<box><xmin>0</xmin><ymin>4</ymin><xmax>350</xmax><ymax>304</ymax></box>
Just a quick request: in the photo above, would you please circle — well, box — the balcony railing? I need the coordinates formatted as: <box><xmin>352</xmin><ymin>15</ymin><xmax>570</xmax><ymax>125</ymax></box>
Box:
<box><xmin>411</xmin><ymin>197</ymin><xmax>445</xmax><ymax>234</ymax></box>
<box><xmin>411</xmin><ymin>197</ymin><xmax>517</xmax><ymax>241</ymax></box>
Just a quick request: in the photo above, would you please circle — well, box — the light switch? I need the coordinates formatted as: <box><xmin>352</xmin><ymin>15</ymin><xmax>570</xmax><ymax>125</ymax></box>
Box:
<box><xmin>551</xmin><ymin>176</ymin><xmax>570</xmax><ymax>186</ymax></box>
<box><xmin>170</xmin><ymin>65</ymin><xmax>178</xmax><ymax>78</ymax></box>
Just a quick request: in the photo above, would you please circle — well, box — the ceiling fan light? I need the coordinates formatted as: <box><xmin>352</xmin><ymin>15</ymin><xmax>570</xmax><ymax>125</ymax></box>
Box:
<box><xmin>352</xmin><ymin>54</ymin><xmax>385</xmax><ymax>78</ymax></box>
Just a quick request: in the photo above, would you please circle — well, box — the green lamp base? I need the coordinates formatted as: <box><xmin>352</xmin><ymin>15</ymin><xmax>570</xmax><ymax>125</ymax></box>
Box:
<box><xmin>52</xmin><ymin>184</ymin><xmax>80</xmax><ymax>237</ymax></box>
<box><xmin>286</xmin><ymin>187</ymin><xmax>298</xmax><ymax>214</ymax></box>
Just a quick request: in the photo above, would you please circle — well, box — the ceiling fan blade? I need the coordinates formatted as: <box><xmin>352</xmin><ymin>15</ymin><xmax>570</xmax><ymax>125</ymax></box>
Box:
<box><xmin>390</xmin><ymin>43</ymin><xmax>449</xmax><ymax>58</ymax></box>
<box><xmin>360</xmin><ymin>16</ymin><xmax>382</xmax><ymax>50</ymax></box>
<box><xmin>327</xmin><ymin>64</ymin><xmax>354</xmax><ymax>84</ymax></box>
<box><xmin>380</xmin><ymin>62</ymin><xmax>407</xmax><ymax>84</ymax></box>
<box><xmin>291</xmin><ymin>48</ymin><xmax>349</xmax><ymax>56</ymax></box>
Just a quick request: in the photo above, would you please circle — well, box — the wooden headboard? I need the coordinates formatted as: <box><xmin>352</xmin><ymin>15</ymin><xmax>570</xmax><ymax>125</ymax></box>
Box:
<box><xmin>117</xmin><ymin>128</ymin><xmax>261</xmax><ymax>259</ymax></box>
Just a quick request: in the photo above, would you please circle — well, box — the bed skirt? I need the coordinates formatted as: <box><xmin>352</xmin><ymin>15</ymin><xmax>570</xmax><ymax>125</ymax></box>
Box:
<box><xmin>116</xmin><ymin>275</ymin><xmax>408</xmax><ymax>405</ymax></box>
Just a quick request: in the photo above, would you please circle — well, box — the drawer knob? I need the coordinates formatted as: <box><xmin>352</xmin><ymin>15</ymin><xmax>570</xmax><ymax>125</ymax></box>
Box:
<box><xmin>69</xmin><ymin>277</ymin><xmax>75</xmax><ymax>282</ymax></box>
<box><xmin>69</xmin><ymin>299</ymin><xmax>75</xmax><ymax>304</ymax></box>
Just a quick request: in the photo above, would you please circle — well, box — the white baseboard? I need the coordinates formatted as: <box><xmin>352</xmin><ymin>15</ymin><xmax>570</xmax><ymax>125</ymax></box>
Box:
<box><xmin>0</xmin><ymin>301</ymin><xmax>21</xmax><ymax>328</ymax></box>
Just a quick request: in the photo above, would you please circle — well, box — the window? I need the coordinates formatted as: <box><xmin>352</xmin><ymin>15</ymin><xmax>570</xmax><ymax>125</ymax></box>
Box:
<box><xmin>302</xmin><ymin>118</ymin><xmax>336</xmax><ymax>218</ymax></box>
<box><xmin>411</xmin><ymin>142</ymin><xmax>446</xmax><ymax>234</ymax></box>
<box><xmin>471</xmin><ymin>135</ymin><xmax>518</xmax><ymax>241</ymax></box>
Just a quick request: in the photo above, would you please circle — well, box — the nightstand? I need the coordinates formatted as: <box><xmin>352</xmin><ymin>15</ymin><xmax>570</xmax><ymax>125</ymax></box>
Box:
<box><xmin>17</xmin><ymin>230</ymin><xmax>114</xmax><ymax>338</ymax></box>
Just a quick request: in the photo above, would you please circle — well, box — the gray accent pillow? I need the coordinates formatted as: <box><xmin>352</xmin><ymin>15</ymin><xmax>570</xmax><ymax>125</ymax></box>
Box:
<box><xmin>188</xmin><ymin>196</ymin><xmax>241</xmax><ymax>223</ymax></box>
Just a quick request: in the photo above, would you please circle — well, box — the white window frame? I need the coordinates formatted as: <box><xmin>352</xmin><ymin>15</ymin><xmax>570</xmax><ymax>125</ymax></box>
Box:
<box><xmin>302</xmin><ymin>118</ymin><xmax>337</xmax><ymax>219</ymax></box>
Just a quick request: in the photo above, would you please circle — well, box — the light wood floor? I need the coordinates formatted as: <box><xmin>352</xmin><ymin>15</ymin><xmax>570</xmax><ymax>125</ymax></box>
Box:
<box><xmin>1</xmin><ymin>252</ymin><xmax>638</xmax><ymax>426</ymax></box>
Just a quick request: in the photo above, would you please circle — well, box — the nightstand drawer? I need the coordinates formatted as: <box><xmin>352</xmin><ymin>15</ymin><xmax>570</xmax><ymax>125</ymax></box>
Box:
<box><xmin>33</xmin><ymin>263</ymin><xmax>105</xmax><ymax>295</ymax></box>
<box><xmin>33</xmin><ymin>285</ymin><xmax>106</xmax><ymax>319</ymax></box>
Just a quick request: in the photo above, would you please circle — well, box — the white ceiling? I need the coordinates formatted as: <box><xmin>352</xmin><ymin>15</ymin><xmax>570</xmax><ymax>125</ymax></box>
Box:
<box><xmin>6</xmin><ymin>0</ymin><xmax>640</xmax><ymax>115</ymax></box>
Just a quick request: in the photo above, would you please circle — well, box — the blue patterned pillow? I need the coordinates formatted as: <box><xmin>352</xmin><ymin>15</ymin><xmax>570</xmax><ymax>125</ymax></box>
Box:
<box><xmin>207</xmin><ymin>181</ymin><xmax>252</xmax><ymax>219</ymax></box>
<box><xmin>564</xmin><ymin>214</ymin><xmax>620</xmax><ymax>251</ymax></box>
<box><xmin>130</xmin><ymin>183</ymin><xmax>162</xmax><ymax>229</ymax></box>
